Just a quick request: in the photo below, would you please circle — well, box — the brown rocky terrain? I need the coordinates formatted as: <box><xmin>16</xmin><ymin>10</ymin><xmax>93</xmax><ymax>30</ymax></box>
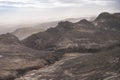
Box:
<box><xmin>0</xmin><ymin>12</ymin><xmax>120</xmax><ymax>80</ymax></box>
<box><xmin>16</xmin><ymin>46</ymin><xmax>120</xmax><ymax>80</ymax></box>
<box><xmin>0</xmin><ymin>33</ymin><xmax>62</xmax><ymax>80</ymax></box>
<box><xmin>17</xmin><ymin>12</ymin><xmax>120</xmax><ymax>80</ymax></box>
<box><xmin>22</xmin><ymin>12</ymin><xmax>120</xmax><ymax>53</ymax></box>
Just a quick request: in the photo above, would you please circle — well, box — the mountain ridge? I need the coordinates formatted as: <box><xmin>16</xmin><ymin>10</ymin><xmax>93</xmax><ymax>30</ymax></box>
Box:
<box><xmin>22</xmin><ymin>12</ymin><xmax>120</xmax><ymax>53</ymax></box>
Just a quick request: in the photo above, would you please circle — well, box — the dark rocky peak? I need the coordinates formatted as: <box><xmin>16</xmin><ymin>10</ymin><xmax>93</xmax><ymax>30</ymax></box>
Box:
<box><xmin>95</xmin><ymin>12</ymin><xmax>114</xmax><ymax>21</ymax></box>
<box><xmin>46</xmin><ymin>27</ymin><xmax>59</xmax><ymax>34</ymax></box>
<box><xmin>93</xmin><ymin>12</ymin><xmax>120</xmax><ymax>29</ymax></box>
<box><xmin>77</xmin><ymin>19</ymin><xmax>90</xmax><ymax>24</ymax></box>
<box><xmin>0</xmin><ymin>33</ymin><xmax>20</xmax><ymax>44</ymax></box>
<box><xmin>55</xmin><ymin>21</ymin><xmax>74</xmax><ymax>31</ymax></box>
<box><xmin>57</xmin><ymin>21</ymin><xmax>73</xmax><ymax>27</ymax></box>
<box><xmin>76</xmin><ymin>19</ymin><xmax>94</xmax><ymax>28</ymax></box>
<box><xmin>44</xmin><ymin>21</ymin><xmax>73</xmax><ymax>34</ymax></box>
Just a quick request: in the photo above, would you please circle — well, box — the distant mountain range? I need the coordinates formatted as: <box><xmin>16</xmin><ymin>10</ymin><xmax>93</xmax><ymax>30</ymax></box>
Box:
<box><xmin>0</xmin><ymin>17</ymin><xmax>94</xmax><ymax>40</ymax></box>
<box><xmin>12</xmin><ymin>21</ymin><xmax>58</xmax><ymax>40</ymax></box>
<box><xmin>12</xmin><ymin>17</ymin><xmax>94</xmax><ymax>40</ymax></box>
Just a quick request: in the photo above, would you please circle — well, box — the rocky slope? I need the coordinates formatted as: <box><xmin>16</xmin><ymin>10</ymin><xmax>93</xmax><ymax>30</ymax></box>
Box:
<box><xmin>22</xmin><ymin>12</ymin><xmax>120</xmax><ymax>53</ymax></box>
<box><xmin>16</xmin><ymin>46</ymin><xmax>120</xmax><ymax>80</ymax></box>
<box><xmin>0</xmin><ymin>33</ymin><xmax>62</xmax><ymax>80</ymax></box>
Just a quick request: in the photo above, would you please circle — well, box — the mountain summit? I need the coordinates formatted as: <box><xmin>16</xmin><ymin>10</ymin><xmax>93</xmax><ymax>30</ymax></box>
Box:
<box><xmin>95</xmin><ymin>12</ymin><xmax>113</xmax><ymax>21</ymax></box>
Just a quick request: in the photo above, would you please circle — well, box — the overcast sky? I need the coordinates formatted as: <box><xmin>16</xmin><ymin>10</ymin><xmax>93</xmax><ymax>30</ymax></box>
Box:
<box><xmin>0</xmin><ymin>0</ymin><xmax>120</xmax><ymax>25</ymax></box>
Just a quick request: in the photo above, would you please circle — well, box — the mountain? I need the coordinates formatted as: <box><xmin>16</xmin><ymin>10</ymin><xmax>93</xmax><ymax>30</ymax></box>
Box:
<box><xmin>14</xmin><ymin>12</ymin><xmax>120</xmax><ymax>80</ymax></box>
<box><xmin>0</xmin><ymin>26</ymin><xmax>18</xmax><ymax>34</ymax></box>
<box><xmin>0</xmin><ymin>33</ymin><xmax>62</xmax><ymax>80</ymax></box>
<box><xmin>0</xmin><ymin>23</ymin><xmax>37</xmax><ymax>34</ymax></box>
<box><xmin>12</xmin><ymin>21</ymin><xmax>58</xmax><ymax>40</ymax></box>
<box><xmin>12</xmin><ymin>27</ymin><xmax>45</xmax><ymax>40</ymax></box>
<box><xmin>12</xmin><ymin>17</ymin><xmax>93</xmax><ymax>40</ymax></box>
<box><xmin>1</xmin><ymin>12</ymin><xmax>120</xmax><ymax>80</ymax></box>
<box><xmin>22</xmin><ymin>12</ymin><xmax>120</xmax><ymax>53</ymax></box>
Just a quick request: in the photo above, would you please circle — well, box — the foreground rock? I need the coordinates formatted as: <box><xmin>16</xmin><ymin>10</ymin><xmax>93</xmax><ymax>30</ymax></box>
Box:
<box><xmin>16</xmin><ymin>46</ymin><xmax>120</xmax><ymax>80</ymax></box>
<box><xmin>0</xmin><ymin>33</ymin><xmax>62</xmax><ymax>80</ymax></box>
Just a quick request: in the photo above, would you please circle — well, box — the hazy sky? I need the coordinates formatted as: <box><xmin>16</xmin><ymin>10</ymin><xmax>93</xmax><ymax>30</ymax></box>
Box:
<box><xmin>0</xmin><ymin>0</ymin><xmax>120</xmax><ymax>25</ymax></box>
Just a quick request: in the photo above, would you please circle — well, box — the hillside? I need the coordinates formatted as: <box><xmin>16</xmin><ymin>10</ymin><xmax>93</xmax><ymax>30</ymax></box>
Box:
<box><xmin>0</xmin><ymin>33</ymin><xmax>62</xmax><ymax>80</ymax></box>
<box><xmin>16</xmin><ymin>46</ymin><xmax>120</xmax><ymax>80</ymax></box>
<box><xmin>22</xmin><ymin>12</ymin><xmax>120</xmax><ymax>53</ymax></box>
